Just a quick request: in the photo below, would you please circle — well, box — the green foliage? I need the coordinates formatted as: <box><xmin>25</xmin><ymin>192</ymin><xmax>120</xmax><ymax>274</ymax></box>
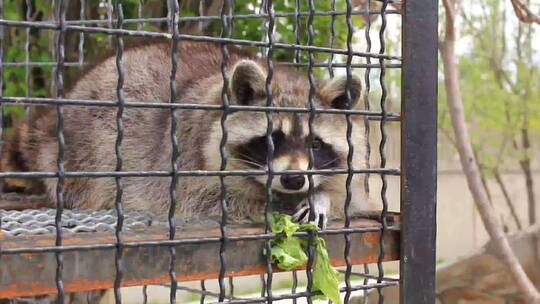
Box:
<box><xmin>2</xmin><ymin>2</ymin><xmax>53</xmax><ymax>118</ymax></box>
<box><xmin>438</xmin><ymin>0</ymin><xmax>540</xmax><ymax>172</ymax></box>
<box><xmin>3</xmin><ymin>2</ymin><xmax>51</xmax><ymax>98</ymax></box>
<box><xmin>229</xmin><ymin>0</ymin><xmax>361</xmax><ymax>63</ymax></box>
<box><xmin>1</xmin><ymin>1</ymin><xmax>150</xmax><ymax>123</ymax></box>
<box><xmin>1</xmin><ymin>1</ymin><xmax>363</xmax><ymax>125</ymax></box>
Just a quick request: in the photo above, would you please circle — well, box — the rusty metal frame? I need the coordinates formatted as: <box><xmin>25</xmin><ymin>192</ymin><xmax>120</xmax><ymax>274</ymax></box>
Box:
<box><xmin>0</xmin><ymin>215</ymin><xmax>400</xmax><ymax>299</ymax></box>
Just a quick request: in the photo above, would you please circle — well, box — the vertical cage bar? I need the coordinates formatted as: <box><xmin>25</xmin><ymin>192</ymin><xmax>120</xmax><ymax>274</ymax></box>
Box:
<box><xmin>142</xmin><ymin>285</ymin><xmax>148</xmax><ymax>304</ymax></box>
<box><xmin>113</xmin><ymin>4</ymin><xmax>126</xmax><ymax>303</ymax></box>
<box><xmin>362</xmin><ymin>264</ymin><xmax>370</xmax><ymax>304</ymax></box>
<box><xmin>263</xmin><ymin>0</ymin><xmax>275</xmax><ymax>302</ymax></box>
<box><xmin>0</xmin><ymin>0</ymin><xmax>4</xmax><ymax>238</ymax></box>
<box><xmin>260</xmin><ymin>274</ymin><xmax>266</xmax><ymax>298</ymax></box>
<box><xmin>362</xmin><ymin>2</ymin><xmax>373</xmax><ymax>302</ymax></box>
<box><xmin>376</xmin><ymin>1</ymin><xmax>390</xmax><ymax>304</ymax></box>
<box><xmin>228</xmin><ymin>276</ymin><xmax>235</xmax><ymax>300</ymax></box>
<box><xmin>107</xmin><ymin>0</ymin><xmax>113</xmax><ymax>45</ymax></box>
<box><xmin>343</xmin><ymin>0</ymin><xmax>355</xmax><ymax>302</ymax></box>
<box><xmin>49</xmin><ymin>0</ymin><xmax>56</xmax><ymax>96</ymax></box>
<box><xmin>293</xmin><ymin>0</ymin><xmax>301</xmax><ymax>66</ymax></box>
<box><xmin>78</xmin><ymin>0</ymin><xmax>86</xmax><ymax>66</ymax></box>
<box><xmin>326</xmin><ymin>0</ymin><xmax>336</xmax><ymax>78</ymax></box>
<box><xmin>258</xmin><ymin>0</ymin><xmax>268</xmax><ymax>55</ymax></box>
<box><xmin>400</xmin><ymin>0</ymin><xmax>438</xmax><ymax>303</ymax></box>
<box><xmin>200</xmin><ymin>280</ymin><xmax>206</xmax><ymax>304</ymax></box>
<box><xmin>229</xmin><ymin>1</ymin><xmax>235</xmax><ymax>35</ymax></box>
<box><xmin>167</xmin><ymin>0</ymin><xmax>180</xmax><ymax>303</ymax></box>
<box><xmin>291</xmin><ymin>1</ymin><xmax>302</xmax><ymax>298</ymax></box>
<box><xmin>218</xmin><ymin>0</ymin><xmax>232</xmax><ymax>301</ymax></box>
<box><xmin>197</xmin><ymin>0</ymin><xmax>204</xmax><ymax>33</ymax></box>
<box><xmin>305</xmin><ymin>1</ymin><xmax>317</xmax><ymax>303</ymax></box>
<box><xmin>363</xmin><ymin>0</ymin><xmax>372</xmax><ymax>194</ymax></box>
<box><xmin>0</xmin><ymin>0</ymin><xmax>4</xmax><ymax>154</ymax></box>
<box><xmin>291</xmin><ymin>269</ymin><xmax>298</xmax><ymax>304</ymax></box>
<box><xmin>24</xmin><ymin>0</ymin><xmax>32</xmax><ymax>98</ymax></box>
<box><xmin>53</xmin><ymin>0</ymin><xmax>67</xmax><ymax>302</ymax></box>
<box><xmin>137</xmin><ymin>0</ymin><xmax>143</xmax><ymax>31</ymax></box>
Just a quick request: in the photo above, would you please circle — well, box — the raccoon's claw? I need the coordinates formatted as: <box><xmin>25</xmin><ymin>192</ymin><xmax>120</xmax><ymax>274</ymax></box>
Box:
<box><xmin>292</xmin><ymin>193</ymin><xmax>330</xmax><ymax>230</ymax></box>
<box><xmin>292</xmin><ymin>201</ymin><xmax>311</xmax><ymax>224</ymax></box>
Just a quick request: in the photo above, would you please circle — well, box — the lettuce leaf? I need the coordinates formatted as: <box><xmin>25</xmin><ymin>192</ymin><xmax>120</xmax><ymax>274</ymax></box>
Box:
<box><xmin>312</xmin><ymin>237</ymin><xmax>342</xmax><ymax>304</ymax></box>
<box><xmin>267</xmin><ymin>212</ymin><xmax>342</xmax><ymax>304</ymax></box>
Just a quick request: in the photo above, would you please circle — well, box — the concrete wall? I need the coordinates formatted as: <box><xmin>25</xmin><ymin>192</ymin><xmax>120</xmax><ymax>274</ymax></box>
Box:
<box><xmin>368</xmin><ymin>125</ymin><xmax>539</xmax><ymax>261</ymax></box>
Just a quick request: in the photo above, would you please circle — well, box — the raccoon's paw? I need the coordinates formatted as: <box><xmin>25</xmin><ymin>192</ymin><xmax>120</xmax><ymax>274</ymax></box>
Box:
<box><xmin>292</xmin><ymin>192</ymin><xmax>330</xmax><ymax>230</ymax></box>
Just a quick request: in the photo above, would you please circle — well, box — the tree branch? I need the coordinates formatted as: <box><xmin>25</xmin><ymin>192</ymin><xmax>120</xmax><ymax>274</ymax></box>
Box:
<box><xmin>442</xmin><ymin>0</ymin><xmax>457</xmax><ymax>41</ymax></box>
<box><xmin>493</xmin><ymin>169</ymin><xmax>523</xmax><ymax>230</ymax></box>
<box><xmin>459</xmin><ymin>8</ymin><xmax>520</xmax><ymax>95</ymax></box>
<box><xmin>510</xmin><ymin>0</ymin><xmax>540</xmax><ymax>24</ymax></box>
<box><xmin>440</xmin><ymin>0</ymin><xmax>540</xmax><ymax>302</ymax></box>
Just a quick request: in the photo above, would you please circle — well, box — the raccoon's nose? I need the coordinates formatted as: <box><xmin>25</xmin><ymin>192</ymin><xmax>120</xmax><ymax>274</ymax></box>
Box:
<box><xmin>280</xmin><ymin>174</ymin><xmax>305</xmax><ymax>190</ymax></box>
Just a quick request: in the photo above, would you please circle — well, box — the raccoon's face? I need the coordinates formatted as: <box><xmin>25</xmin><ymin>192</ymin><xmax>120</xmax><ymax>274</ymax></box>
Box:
<box><xmin>205</xmin><ymin>59</ymin><xmax>364</xmax><ymax>196</ymax></box>
<box><xmin>232</xmin><ymin>113</ymin><xmax>343</xmax><ymax>193</ymax></box>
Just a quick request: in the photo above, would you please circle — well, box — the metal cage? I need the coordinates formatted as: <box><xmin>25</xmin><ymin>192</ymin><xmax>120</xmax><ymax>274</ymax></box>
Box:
<box><xmin>0</xmin><ymin>0</ymin><xmax>437</xmax><ymax>303</ymax></box>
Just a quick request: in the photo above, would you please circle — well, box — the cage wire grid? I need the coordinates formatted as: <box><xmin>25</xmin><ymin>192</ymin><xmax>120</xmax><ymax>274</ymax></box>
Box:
<box><xmin>0</xmin><ymin>0</ymin><xmax>438</xmax><ymax>303</ymax></box>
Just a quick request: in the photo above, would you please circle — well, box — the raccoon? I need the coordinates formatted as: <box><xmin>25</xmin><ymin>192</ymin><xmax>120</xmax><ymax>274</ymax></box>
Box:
<box><xmin>2</xmin><ymin>41</ymin><xmax>375</xmax><ymax>228</ymax></box>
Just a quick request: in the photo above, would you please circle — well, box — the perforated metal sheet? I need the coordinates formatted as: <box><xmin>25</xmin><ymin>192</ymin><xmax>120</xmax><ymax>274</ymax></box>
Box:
<box><xmin>1</xmin><ymin>208</ymin><xmax>165</xmax><ymax>236</ymax></box>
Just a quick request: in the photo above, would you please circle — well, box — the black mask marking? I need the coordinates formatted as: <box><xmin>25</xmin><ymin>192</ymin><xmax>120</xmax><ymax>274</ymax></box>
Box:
<box><xmin>234</xmin><ymin>130</ymin><xmax>340</xmax><ymax>170</ymax></box>
<box><xmin>309</xmin><ymin>137</ymin><xmax>340</xmax><ymax>169</ymax></box>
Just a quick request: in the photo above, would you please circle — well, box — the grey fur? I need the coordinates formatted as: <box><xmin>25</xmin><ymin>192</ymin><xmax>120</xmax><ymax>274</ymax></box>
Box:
<box><xmin>6</xmin><ymin>41</ymin><xmax>376</xmax><ymax>224</ymax></box>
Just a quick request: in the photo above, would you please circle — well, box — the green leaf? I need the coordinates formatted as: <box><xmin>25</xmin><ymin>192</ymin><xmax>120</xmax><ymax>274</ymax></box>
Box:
<box><xmin>270</xmin><ymin>237</ymin><xmax>308</xmax><ymax>271</ymax></box>
<box><xmin>269</xmin><ymin>212</ymin><xmax>298</xmax><ymax>237</ymax></box>
<box><xmin>267</xmin><ymin>212</ymin><xmax>342</xmax><ymax>304</ymax></box>
<box><xmin>312</xmin><ymin>238</ymin><xmax>342</xmax><ymax>304</ymax></box>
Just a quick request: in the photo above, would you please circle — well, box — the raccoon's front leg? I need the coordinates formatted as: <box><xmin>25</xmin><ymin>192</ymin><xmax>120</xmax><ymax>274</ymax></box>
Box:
<box><xmin>292</xmin><ymin>192</ymin><xmax>330</xmax><ymax>230</ymax></box>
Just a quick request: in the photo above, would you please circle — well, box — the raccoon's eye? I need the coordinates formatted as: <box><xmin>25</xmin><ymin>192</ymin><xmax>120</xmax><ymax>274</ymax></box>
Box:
<box><xmin>311</xmin><ymin>138</ymin><xmax>323</xmax><ymax>151</ymax></box>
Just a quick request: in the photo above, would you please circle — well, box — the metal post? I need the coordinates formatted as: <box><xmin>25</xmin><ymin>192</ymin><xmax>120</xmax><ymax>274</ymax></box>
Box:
<box><xmin>400</xmin><ymin>0</ymin><xmax>438</xmax><ymax>303</ymax></box>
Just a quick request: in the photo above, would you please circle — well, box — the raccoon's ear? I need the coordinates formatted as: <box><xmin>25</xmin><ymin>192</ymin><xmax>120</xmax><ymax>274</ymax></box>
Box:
<box><xmin>318</xmin><ymin>74</ymin><xmax>362</xmax><ymax>109</ymax></box>
<box><xmin>231</xmin><ymin>60</ymin><xmax>266</xmax><ymax>105</ymax></box>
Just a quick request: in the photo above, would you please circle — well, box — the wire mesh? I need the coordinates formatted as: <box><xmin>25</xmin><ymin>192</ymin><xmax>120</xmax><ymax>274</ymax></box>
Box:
<box><xmin>0</xmin><ymin>0</ymin><xmax>437</xmax><ymax>303</ymax></box>
<box><xmin>0</xmin><ymin>208</ymin><xmax>162</xmax><ymax>236</ymax></box>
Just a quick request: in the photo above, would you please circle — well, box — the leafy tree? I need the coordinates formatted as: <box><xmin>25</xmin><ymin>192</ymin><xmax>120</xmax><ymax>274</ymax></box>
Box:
<box><xmin>438</xmin><ymin>0</ymin><xmax>539</xmax><ymax>229</ymax></box>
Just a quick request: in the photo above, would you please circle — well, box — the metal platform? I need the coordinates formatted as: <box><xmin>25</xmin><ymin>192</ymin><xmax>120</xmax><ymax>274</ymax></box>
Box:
<box><xmin>0</xmin><ymin>208</ymin><xmax>400</xmax><ymax>299</ymax></box>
